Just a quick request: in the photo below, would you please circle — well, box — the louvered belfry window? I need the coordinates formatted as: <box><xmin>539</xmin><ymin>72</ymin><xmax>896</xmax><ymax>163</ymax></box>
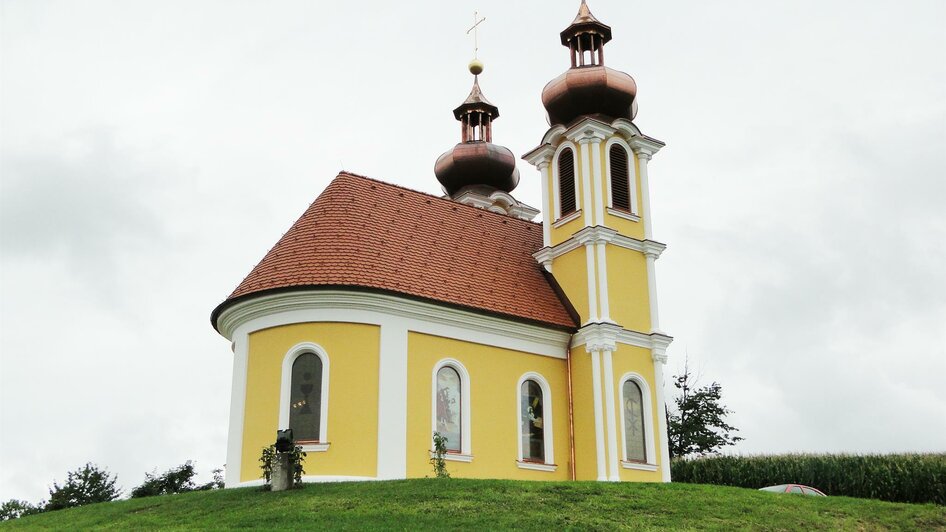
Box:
<box><xmin>558</xmin><ymin>148</ymin><xmax>577</xmax><ymax>216</ymax></box>
<box><xmin>610</xmin><ymin>145</ymin><xmax>632</xmax><ymax>212</ymax></box>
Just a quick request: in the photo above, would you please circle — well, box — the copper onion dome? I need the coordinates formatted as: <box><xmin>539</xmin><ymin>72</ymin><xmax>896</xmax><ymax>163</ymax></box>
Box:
<box><xmin>542</xmin><ymin>0</ymin><xmax>638</xmax><ymax>126</ymax></box>
<box><xmin>435</xmin><ymin>71</ymin><xmax>519</xmax><ymax>196</ymax></box>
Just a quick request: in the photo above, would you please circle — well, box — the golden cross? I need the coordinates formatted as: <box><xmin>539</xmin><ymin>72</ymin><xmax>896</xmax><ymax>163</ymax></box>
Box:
<box><xmin>466</xmin><ymin>11</ymin><xmax>486</xmax><ymax>58</ymax></box>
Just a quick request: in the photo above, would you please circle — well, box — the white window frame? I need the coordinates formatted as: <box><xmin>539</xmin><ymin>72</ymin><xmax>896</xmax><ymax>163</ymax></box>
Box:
<box><xmin>516</xmin><ymin>372</ymin><xmax>557</xmax><ymax>471</ymax></box>
<box><xmin>604</xmin><ymin>137</ymin><xmax>640</xmax><ymax>218</ymax></box>
<box><xmin>430</xmin><ymin>358</ymin><xmax>473</xmax><ymax>461</ymax></box>
<box><xmin>552</xmin><ymin>141</ymin><xmax>580</xmax><ymax>222</ymax></box>
<box><xmin>618</xmin><ymin>372</ymin><xmax>656</xmax><ymax>470</ymax></box>
<box><xmin>279</xmin><ymin>342</ymin><xmax>331</xmax><ymax>452</ymax></box>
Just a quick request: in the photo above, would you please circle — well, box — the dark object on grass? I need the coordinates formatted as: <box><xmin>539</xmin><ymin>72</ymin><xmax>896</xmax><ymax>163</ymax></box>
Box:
<box><xmin>275</xmin><ymin>429</ymin><xmax>294</xmax><ymax>453</ymax></box>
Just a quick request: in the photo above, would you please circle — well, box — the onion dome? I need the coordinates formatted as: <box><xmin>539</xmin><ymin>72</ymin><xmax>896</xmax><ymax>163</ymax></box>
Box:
<box><xmin>542</xmin><ymin>0</ymin><xmax>638</xmax><ymax>126</ymax></box>
<box><xmin>435</xmin><ymin>63</ymin><xmax>519</xmax><ymax>196</ymax></box>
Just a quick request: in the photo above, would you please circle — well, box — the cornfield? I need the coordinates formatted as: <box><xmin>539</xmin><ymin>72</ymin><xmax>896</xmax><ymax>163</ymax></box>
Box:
<box><xmin>670</xmin><ymin>453</ymin><xmax>946</xmax><ymax>505</ymax></box>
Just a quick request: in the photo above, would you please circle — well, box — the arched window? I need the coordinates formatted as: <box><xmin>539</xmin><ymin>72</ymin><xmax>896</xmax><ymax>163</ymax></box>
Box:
<box><xmin>520</xmin><ymin>379</ymin><xmax>545</xmax><ymax>462</ymax></box>
<box><xmin>622</xmin><ymin>380</ymin><xmax>646</xmax><ymax>462</ymax></box>
<box><xmin>558</xmin><ymin>147</ymin><xmax>577</xmax><ymax>217</ymax></box>
<box><xmin>289</xmin><ymin>353</ymin><xmax>323</xmax><ymax>442</ymax></box>
<box><xmin>431</xmin><ymin>359</ymin><xmax>472</xmax><ymax>459</ymax></box>
<box><xmin>609</xmin><ymin>144</ymin><xmax>631</xmax><ymax>212</ymax></box>
<box><xmin>619</xmin><ymin>373</ymin><xmax>655</xmax><ymax>468</ymax></box>
<box><xmin>280</xmin><ymin>343</ymin><xmax>330</xmax><ymax>452</ymax></box>
<box><xmin>435</xmin><ymin>366</ymin><xmax>462</xmax><ymax>453</ymax></box>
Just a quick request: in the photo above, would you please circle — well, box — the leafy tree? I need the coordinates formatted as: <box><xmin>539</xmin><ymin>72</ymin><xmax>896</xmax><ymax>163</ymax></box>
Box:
<box><xmin>45</xmin><ymin>463</ymin><xmax>121</xmax><ymax>511</ymax></box>
<box><xmin>0</xmin><ymin>499</ymin><xmax>44</xmax><ymax>521</ymax></box>
<box><xmin>667</xmin><ymin>361</ymin><xmax>743</xmax><ymax>458</ymax></box>
<box><xmin>131</xmin><ymin>462</ymin><xmax>225</xmax><ymax>497</ymax></box>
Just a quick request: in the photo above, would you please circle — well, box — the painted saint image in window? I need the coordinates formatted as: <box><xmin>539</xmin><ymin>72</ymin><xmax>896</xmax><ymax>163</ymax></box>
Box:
<box><xmin>436</xmin><ymin>366</ymin><xmax>461</xmax><ymax>452</ymax></box>
<box><xmin>289</xmin><ymin>353</ymin><xmax>322</xmax><ymax>442</ymax></box>
<box><xmin>520</xmin><ymin>379</ymin><xmax>545</xmax><ymax>462</ymax></box>
<box><xmin>623</xmin><ymin>380</ymin><xmax>646</xmax><ymax>462</ymax></box>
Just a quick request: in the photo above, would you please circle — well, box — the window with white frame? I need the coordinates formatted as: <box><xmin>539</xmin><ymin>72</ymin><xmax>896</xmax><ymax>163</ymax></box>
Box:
<box><xmin>609</xmin><ymin>144</ymin><xmax>632</xmax><ymax>212</ymax></box>
<box><xmin>431</xmin><ymin>359</ymin><xmax>472</xmax><ymax>459</ymax></box>
<box><xmin>557</xmin><ymin>147</ymin><xmax>577</xmax><ymax>217</ymax></box>
<box><xmin>619</xmin><ymin>373</ymin><xmax>656</xmax><ymax>467</ymax></box>
<box><xmin>279</xmin><ymin>343</ymin><xmax>330</xmax><ymax>451</ymax></box>
<box><xmin>517</xmin><ymin>373</ymin><xmax>555</xmax><ymax>470</ymax></box>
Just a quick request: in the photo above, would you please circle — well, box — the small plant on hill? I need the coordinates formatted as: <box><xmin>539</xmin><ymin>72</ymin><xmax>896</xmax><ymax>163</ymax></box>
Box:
<box><xmin>131</xmin><ymin>461</ymin><xmax>223</xmax><ymax>498</ymax></box>
<box><xmin>430</xmin><ymin>432</ymin><xmax>450</xmax><ymax>479</ymax></box>
<box><xmin>259</xmin><ymin>444</ymin><xmax>306</xmax><ymax>489</ymax></box>
<box><xmin>45</xmin><ymin>463</ymin><xmax>121</xmax><ymax>511</ymax></box>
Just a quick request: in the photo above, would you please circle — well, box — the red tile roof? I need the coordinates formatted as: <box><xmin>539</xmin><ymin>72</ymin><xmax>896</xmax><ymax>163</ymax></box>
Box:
<box><xmin>212</xmin><ymin>172</ymin><xmax>578</xmax><ymax>330</ymax></box>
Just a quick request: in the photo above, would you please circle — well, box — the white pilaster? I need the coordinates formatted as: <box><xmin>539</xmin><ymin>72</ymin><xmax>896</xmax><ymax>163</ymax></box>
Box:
<box><xmin>579</xmin><ymin>139</ymin><xmax>595</xmax><ymax>226</ymax></box>
<box><xmin>602</xmin><ymin>349</ymin><xmax>621</xmax><ymax>481</ymax></box>
<box><xmin>224</xmin><ymin>332</ymin><xmax>249</xmax><ymax>487</ymax></box>
<box><xmin>652</xmin><ymin>347</ymin><xmax>671</xmax><ymax>482</ymax></box>
<box><xmin>376</xmin><ymin>322</ymin><xmax>408</xmax><ymax>479</ymax></box>
<box><xmin>584</xmin><ymin>243</ymin><xmax>599</xmax><ymax>323</ymax></box>
<box><xmin>590</xmin><ymin>350</ymin><xmax>608</xmax><ymax>481</ymax></box>
<box><xmin>538</xmin><ymin>160</ymin><xmax>552</xmax><ymax>248</ymax></box>
<box><xmin>590</xmin><ymin>139</ymin><xmax>605</xmax><ymax>225</ymax></box>
<box><xmin>638</xmin><ymin>152</ymin><xmax>653</xmax><ymax>239</ymax></box>
<box><xmin>645</xmin><ymin>252</ymin><xmax>661</xmax><ymax>332</ymax></box>
<box><xmin>595</xmin><ymin>241</ymin><xmax>612</xmax><ymax>322</ymax></box>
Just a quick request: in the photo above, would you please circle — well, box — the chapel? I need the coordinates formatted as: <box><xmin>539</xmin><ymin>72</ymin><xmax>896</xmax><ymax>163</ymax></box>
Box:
<box><xmin>211</xmin><ymin>0</ymin><xmax>673</xmax><ymax>486</ymax></box>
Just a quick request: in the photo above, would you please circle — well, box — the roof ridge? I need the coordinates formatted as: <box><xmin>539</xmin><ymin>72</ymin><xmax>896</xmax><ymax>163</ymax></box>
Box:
<box><xmin>334</xmin><ymin>171</ymin><xmax>542</xmax><ymax>227</ymax></box>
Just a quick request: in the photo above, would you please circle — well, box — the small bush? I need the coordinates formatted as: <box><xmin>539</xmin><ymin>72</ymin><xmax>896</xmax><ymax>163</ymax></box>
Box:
<box><xmin>259</xmin><ymin>444</ymin><xmax>306</xmax><ymax>489</ymax></box>
<box><xmin>671</xmin><ymin>453</ymin><xmax>946</xmax><ymax>505</ymax></box>
<box><xmin>46</xmin><ymin>463</ymin><xmax>121</xmax><ymax>511</ymax></box>
<box><xmin>131</xmin><ymin>461</ymin><xmax>223</xmax><ymax>498</ymax></box>
<box><xmin>0</xmin><ymin>499</ymin><xmax>44</xmax><ymax>521</ymax></box>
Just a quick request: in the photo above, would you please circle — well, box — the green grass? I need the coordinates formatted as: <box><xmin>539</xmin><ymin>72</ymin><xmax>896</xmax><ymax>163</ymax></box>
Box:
<box><xmin>3</xmin><ymin>479</ymin><xmax>945</xmax><ymax>531</ymax></box>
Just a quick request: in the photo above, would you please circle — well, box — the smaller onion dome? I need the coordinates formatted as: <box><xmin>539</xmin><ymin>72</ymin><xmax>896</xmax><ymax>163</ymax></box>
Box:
<box><xmin>542</xmin><ymin>1</ymin><xmax>638</xmax><ymax>126</ymax></box>
<box><xmin>435</xmin><ymin>67</ymin><xmax>519</xmax><ymax>196</ymax></box>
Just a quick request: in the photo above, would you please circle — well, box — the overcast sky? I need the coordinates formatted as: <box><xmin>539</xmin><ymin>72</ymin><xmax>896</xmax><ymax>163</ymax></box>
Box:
<box><xmin>2</xmin><ymin>0</ymin><xmax>944</xmax><ymax>503</ymax></box>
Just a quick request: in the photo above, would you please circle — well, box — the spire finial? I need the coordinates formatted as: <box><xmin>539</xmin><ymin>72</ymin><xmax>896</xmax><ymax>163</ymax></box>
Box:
<box><xmin>467</xmin><ymin>11</ymin><xmax>487</xmax><ymax>75</ymax></box>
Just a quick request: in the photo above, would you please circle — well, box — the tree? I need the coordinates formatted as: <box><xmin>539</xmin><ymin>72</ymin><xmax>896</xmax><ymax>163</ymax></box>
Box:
<box><xmin>0</xmin><ymin>499</ymin><xmax>44</xmax><ymax>521</ymax></box>
<box><xmin>45</xmin><ymin>463</ymin><xmax>121</xmax><ymax>511</ymax></box>
<box><xmin>667</xmin><ymin>361</ymin><xmax>743</xmax><ymax>458</ymax></box>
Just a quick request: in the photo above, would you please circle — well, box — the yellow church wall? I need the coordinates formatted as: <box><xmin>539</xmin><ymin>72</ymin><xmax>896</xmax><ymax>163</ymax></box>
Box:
<box><xmin>241</xmin><ymin>322</ymin><xmax>381</xmax><ymax>482</ymax></box>
<box><xmin>610</xmin><ymin>344</ymin><xmax>663</xmax><ymax>482</ymax></box>
<box><xmin>551</xmin><ymin>247</ymin><xmax>590</xmax><ymax>323</ymax></box>
<box><xmin>405</xmin><ymin>332</ymin><xmax>570</xmax><ymax>481</ymax></box>
<box><xmin>605</xmin><ymin>246</ymin><xmax>651</xmax><ymax>332</ymax></box>
<box><xmin>568</xmin><ymin>351</ymin><xmax>600</xmax><ymax>480</ymax></box>
<box><xmin>550</xmin><ymin>212</ymin><xmax>585</xmax><ymax>247</ymax></box>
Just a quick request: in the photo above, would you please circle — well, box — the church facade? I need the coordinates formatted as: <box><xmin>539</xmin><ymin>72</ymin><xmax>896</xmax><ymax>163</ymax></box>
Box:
<box><xmin>211</xmin><ymin>1</ymin><xmax>673</xmax><ymax>486</ymax></box>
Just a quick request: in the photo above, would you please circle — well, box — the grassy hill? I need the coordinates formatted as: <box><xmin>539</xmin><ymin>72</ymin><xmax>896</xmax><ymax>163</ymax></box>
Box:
<box><xmin>3</xmin><ymin>479</ymin><xmax>944</xmax><ymax>530</ymax></box>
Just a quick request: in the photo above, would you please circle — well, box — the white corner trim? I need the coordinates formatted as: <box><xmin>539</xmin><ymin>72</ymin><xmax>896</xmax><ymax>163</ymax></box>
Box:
<box><xmin>516</xmin><ymin>371</ymin><xmax>555</xmax><ymax>466</ymax></box>
<box><xmin>431</xmin><ymin>358</ymin><xmax>472</xmax><ymax>456</ymax></box>
<box><xmin>606</xmin><ymin>208</ymin><xmax>641</xmax><ymax>223</ymax></box>
<box><xmin>216</xmin><ymin>290</ymin><xmax>571</xmax><ymax>358</ymax></box>
<box><xmin>626</xmin><ymin>135</ymin><xmax>665</xmax><ymax>157</ymax></box>
<box><xmin>224</xmin><ymin>332</ymin><xmax>249</xmax><ymax>488</ymax></box>
<box><xmin>429</xmin><ymin>451</ymin><xmax>474</xmax><ymax>463</ymax></box>
<box><xmin>516</xmin><ymin>461</ymin><xmax>558</xmax><ymax>472</ymax></box>
<box><xmin>603</xmin><ymin>351</ymin><xmax>621</xmax><ymax>481</ymax></box>
<box><xmin>278</xmin><ymin>342</ymin><xmax>330</xmax><ymax>444</ymax></box>
<box><xmin>621</xmin><ymin>461</ymin><xmax>658</xmax><ymax>472</ymax></box>
<box><xmin>552</xmin><ymin>209</ymin><xmax>581</xmax><ymax>228</ymax></box>
<box><xmin>300</xmin><ymin>442</ymin><xmax>331</xmax><ymax>452</ymax></box>
<box><xmin>590</xmin><ymin>351</ymin><xmax>607</xmax><ymax>481</ymax></box>
<box><xmin>377</xmin><ymin>323</ymin><xmax>408</xmax><ymax>480</ymax></box>
<box><xmin>522</xmin><ymin>142</ymin><xmax>556</xmax><ymax>168</ymax></box>
<box><xmin>617</xmin><ymin>372</ymin><xmax>657</xmax><ymax>466</ymax></box>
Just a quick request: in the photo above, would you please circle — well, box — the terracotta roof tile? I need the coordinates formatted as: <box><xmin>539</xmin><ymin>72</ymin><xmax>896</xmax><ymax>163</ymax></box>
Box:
<box><xmin>212</xmin><ymin>172</ymin><xmax>577</xmax><ymax>330</ymax></box>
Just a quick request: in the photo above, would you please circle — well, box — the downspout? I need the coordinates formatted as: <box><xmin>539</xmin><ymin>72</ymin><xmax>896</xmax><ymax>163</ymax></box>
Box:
<box><xmin>566</xmin><ymin>333</ymin><xmax>577</xmax><ymax>481</ymax></box>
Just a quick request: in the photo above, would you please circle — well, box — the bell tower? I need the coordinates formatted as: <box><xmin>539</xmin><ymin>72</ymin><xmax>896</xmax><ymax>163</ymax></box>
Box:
<box><xmin>523</xmin><ymin>0</ymin><xmax>672</xmax><ymax>482</ymax></box>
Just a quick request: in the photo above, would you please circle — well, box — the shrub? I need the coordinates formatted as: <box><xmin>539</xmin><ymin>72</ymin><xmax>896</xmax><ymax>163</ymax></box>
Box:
<box><xmin>430</xmin><ymin>432</ymin><xmax>450</xmax><ymax>479</ymax></box>
<box><xmin>259</xmin><ymin>444</ymin><xmax>306</xmax><ymax>489</ymax></box>
<box><xmin>131</xmin><ymin>461</ymin><xmax>223</xmax><ymax>498</ymax></box>
<box><xmin>0</xmin><ymin>499</ymin><xmax>44</xmax><ymax>521</ymax></box>
<box><xmin>671</xmin><ymin>453</ymin><xmax>946</xmax><ymax>505</ymax></box>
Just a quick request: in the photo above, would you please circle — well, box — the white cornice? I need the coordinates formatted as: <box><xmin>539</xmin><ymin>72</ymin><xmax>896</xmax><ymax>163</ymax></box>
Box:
<box><xmin>216</xmin><ymin>290</ymin><xmax>571</xmax><ymax>358</ymax></box>
<box><xmin>532</xmin><ymin>228</ymin><xmax>667</xmax><ymax>265</ymax></box>
<box><xmin>522</xmin><ymin>143</ymin><xmax>556</xmax><ymax>168</ymax></box>
<box><xmin>564</xmin><ymin>118</ymin><xmax>615</xmax><ymax>144</ymax></box>
<box><xmin>627</xmin><ymin>135</ymin><xmax>665</xmax><ymax>157</ymax></box>
<box><xmin>572</xmin><ymin>322</ymin><xmax>674</xmax><ymax>355</ymax></box>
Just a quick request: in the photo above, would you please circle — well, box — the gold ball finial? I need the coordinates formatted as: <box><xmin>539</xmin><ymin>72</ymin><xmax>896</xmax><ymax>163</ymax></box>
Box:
<box><xmin>468</xmin><ymin>58</ymin><xmax>484</xmax><ymax>76</ymax></box>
